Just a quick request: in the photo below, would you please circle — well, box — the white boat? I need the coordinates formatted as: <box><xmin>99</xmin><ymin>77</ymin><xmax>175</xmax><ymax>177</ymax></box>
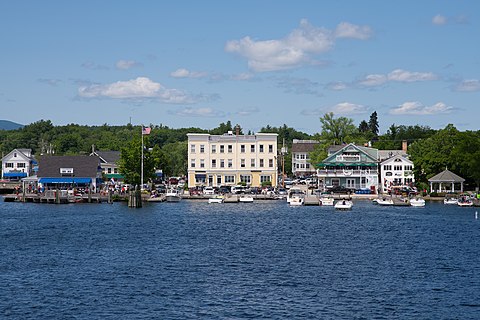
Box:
<box><xmin>443</xmin><ymin>197</ymin><xmax>458</xmax><ymax>205</ymax></box>
<box><xmin>208</xmin><ymin>195</ymin><xmax>224</xmax><ymax>204</ymax></box>
<box><xmin>410</xmin><ymin>197</ymin><xmax>426</xmax><ymax>207</ymax></box>
<box><xmin>319</xmin><ymin>196</ymin><xmax>334</xmax><ymax>206</ymax></box>
<box><xmin>457</xmin><ymin>195</ymin><xmax>473</xmax><ymax>207</ymax></box>
<box><xmin>376</xmin><ymin>197</ymin><xmax>394</xmax><ymax>206</ymax></box>
<box><xmin>334</xmin><ymin>199</ymin><xmax>353</xmax><ymax>210</ymax></box>
<box><xmin>165</xmin><ymin>188</ymin><xmax>181</xmax><ymax>202</ymax></box>
<box><xmin>239</xmin><ymin>195</ymin><xmax>254</xmax><ymax>203</ymax></box>
<box><xmin>287</xmin><ymin>188</ymin><xmax>304</xmax><ymax>204</ymax></box>
<box><xmin>289</xmin><ymin>194</ymin><xmax>305</xmax><ymax>206</ymax></box>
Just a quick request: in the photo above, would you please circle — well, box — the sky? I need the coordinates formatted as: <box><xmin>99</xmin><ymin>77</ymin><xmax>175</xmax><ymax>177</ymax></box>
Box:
<box><xmin>1</xmin><ymin>1</ymin><xmax>479</xmax><ymax>135</ymax></box>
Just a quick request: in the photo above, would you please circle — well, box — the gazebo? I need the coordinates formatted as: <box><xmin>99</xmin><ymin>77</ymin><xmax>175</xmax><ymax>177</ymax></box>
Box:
<box><xmin>428</xmin><ymin>168</ymin><xmax>465</xmax><ymax>193</ymax></box>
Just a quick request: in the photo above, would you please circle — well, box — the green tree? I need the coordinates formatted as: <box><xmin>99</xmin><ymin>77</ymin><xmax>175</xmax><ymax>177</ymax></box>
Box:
<box><xmin>319</xmin><ymin>112</ymin><xmax>357</xmax><ymax>145</ymax></box>
<box><xmin>118</xmin><ymin>137</ymin><xmax>155</xmax><ymax>186</ymax></box>
<box><xmin>358</xmin><ymin>120</ymin><xmax>369</xmax><ymax>133</ymax></box>
<box><xmin>368</xmin><ymin>111</ymin><xmax>379</xmax><ymax>138</ymax></box>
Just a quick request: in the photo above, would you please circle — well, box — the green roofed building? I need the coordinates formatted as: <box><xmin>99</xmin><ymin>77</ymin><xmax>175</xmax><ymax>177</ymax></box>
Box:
<box><xmin>316</xmin><ymin>143</ymin><xmax>379</xmax><ymax>193</ymax></box>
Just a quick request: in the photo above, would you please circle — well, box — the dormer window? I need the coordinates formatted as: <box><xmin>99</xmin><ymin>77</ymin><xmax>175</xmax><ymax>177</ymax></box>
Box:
<box><xmin>60</xmin><ymin>168</ymin><xmax>74</xmax><ymax>176</ymax></box>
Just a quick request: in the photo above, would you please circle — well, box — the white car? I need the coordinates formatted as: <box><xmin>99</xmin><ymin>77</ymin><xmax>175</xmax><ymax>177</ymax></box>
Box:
<box><xmin>203</xmin><ymin>186</ymin><xmax>215</xmax><ymax>195</ymax></box>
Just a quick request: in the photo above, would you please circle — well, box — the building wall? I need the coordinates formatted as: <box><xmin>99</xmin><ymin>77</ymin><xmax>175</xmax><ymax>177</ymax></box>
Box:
<box><xmin>380</xmin><ymin>156</ymin><xmax>415</xmax><ymax>193</ymax></box>
<box><xmin>187</xmin><ymin>132</ymin><xmax>278</xmax><ymax>188</ymax></box>
<box><xmin>1</xmin><ymin>150</ymin><xmax>33</xmax><ymax>179</ymax></box>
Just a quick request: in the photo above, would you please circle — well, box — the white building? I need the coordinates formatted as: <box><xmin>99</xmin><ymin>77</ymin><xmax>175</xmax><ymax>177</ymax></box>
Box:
<box><xmin>187</xmin><ymin>131</ymin><xmax>278</xmax><ymax>188</ymax></box>
<box><xmin>1</xmin><ymin>148</ymin><xmax>35</xmax><ymax>180</ymax></box>
<box><xmin>379</xmin><ymin>155</ymin><xmax>415</xmax><ymax>193</ymax></box>
<box><xmin>291</xmin><ymin>139</ymin><xmax>319</xmax><ymax>177</ymax></box>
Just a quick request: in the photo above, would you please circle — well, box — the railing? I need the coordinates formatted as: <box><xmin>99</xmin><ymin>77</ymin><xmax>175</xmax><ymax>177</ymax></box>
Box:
<box><xmin>317</xmin><ymin>169</ymin><xmax>378</xmax><ymax>177</ymax></box>
<box><xmin>335</xmin><ymin>155</ymin><xmax>360</xmax><ymax>162</ymax></box>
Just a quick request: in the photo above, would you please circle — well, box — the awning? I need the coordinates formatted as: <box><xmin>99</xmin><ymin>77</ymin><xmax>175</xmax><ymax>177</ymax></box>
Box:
<box><xmin>39</xmin><ymin>177</ymin><xmax>92</xmax><ymax>184</ymax></box>
<box><xmin>105</xmin><ymin>173</ymin><xmax>124</xmax><ymax>179</ymax></box>
<box><xmin>195</xmin><ymin>174</ymin><xmax>206</xmax><ymax>178</ymax></box>
<box><xmin>3</xmin><ymin>172</ymin><xmax>27</xmax><ymax>178</ymax></box>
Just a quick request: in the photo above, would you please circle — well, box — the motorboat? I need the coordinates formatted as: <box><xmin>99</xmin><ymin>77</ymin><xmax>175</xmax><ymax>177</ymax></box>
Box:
<box><xmin>443</xmin><ymin>197</ymin><xmax>458</xmax><ymax>205</ymax></box>
<box><xmin>287</xmin><ymin>188</ymin><xmax>304</xmax><ymax>204</ymax></box>
<box><xmin>376</xmin><ymin>197</ymin><xmax>394</xmax><ymax>206</ymax></box>
<box><xmin>208</xmin><ymin>195</ymin><xmax>224</xmax><ymax>204</ymax></box>
<box><xmin>165</xmin><ymin>188</ymin><xmax>181</xmax><ymax>202</ymax></box>
<box><xmin>289</xmin><ymin>194</ymin><xmax>305</xmax><ymax>206</ymax></box>
<box><xmin>239</xmin><ymin>195</ymin><xmax>254</xmax><ymax>203</ymax></box>
<box><xmin>319</xmin><ymin>196</ymin><xmax>334</xmax><ymax>206</ymax></box>
<box><xmin>334</xmin><ymin>199</ymin><xmax>353</xmax><ymax>210</ymax></box>
<box><xmin>410</xmin><ymin>197</ymin><xmax>426</xmax><ymax>207</ymax></box>
<box><xmin>457</xmin><ymin>195</ymin><xmax>473</xmax><ymax>207</ymax></box>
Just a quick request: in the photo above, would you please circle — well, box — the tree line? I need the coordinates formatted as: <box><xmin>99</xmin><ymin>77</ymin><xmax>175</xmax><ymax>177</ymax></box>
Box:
<box><xmin>1</xmin><ymin>115</ymin><xmax>479</xmax><ymax>190</ymax></box>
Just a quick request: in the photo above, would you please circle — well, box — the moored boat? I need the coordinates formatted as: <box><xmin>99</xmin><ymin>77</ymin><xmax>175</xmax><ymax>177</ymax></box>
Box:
<box><xmin>165</xmin><ymin>188</ymin><xmax>181</xmax><ymax>202</ymax></box>
<box><xmin>287</xmin><ymin>188</ymin><xmax>304</xmax><ymax>204</ymax></box>
<box><xmin>410</xmin><ymin>197</ymin><xmax>426</xmax><ymax>207</ymax></box>
<box><xmin>289</xmin><ymin>194</ymin><xmax>305</xmax><ymax>206</ymax></box>
<box><xmin>319</xmin><ymin>196</ymin><xmax>334</xmax><ymax>206</ymax></box>
<box><xmin>208</xmin><ymin>195</ymin><xmax>224</xmax><ymax>204</ymax></box>
<box><xmin>376</xmin><ymin>197</ymin><xmax>394</xmax><ymax>206</ymax></box>
<box><xmin>443</xmin><ymin>197</ymin><xmax>458</xmax><ymax>205</ymax></box>
<box><xmin>457</xmin><ymin>195</ymin><xmax>473</xmax><ymax>207</ymax></box>
<box><xmin>334</xmin><ymin>199</ymin><xmax>353</xmax><ymax>210</ymax></box>
<box><xmin>239</xmin><ymin>195</ymin><xmax>254</xmax><ymax>203</ymax></box>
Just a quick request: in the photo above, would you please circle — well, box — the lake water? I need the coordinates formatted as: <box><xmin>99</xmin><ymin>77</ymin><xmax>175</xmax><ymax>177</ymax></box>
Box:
<box><xmin>1</xmin><ymin>199</ymin><xmax>480</xmax><ymax>319</ymax></box>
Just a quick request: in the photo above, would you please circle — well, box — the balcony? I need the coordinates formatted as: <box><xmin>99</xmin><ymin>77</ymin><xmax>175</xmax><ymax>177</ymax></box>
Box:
<box><xmin>335</xmin><ymin>154</ymin><xmax>361</xmax><ymax>162</ymax></box>
<box><xmin>317</xmin><ymin>169</ymin><xmax>378</xmax><ymax>178</ymax></box>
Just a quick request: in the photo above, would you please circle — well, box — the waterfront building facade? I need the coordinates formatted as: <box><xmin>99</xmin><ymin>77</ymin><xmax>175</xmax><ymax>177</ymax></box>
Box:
<box><xmin>90</xmin><ymin>149</ymin><xmax>123</xmax><ymax>182</ymax></box>
<box><xmin>379</xmin><ymin>155</ymin><xmax>415</xmax><ymax>193</ymax></box>
<box><xmin>1</xmin><ymin>148</ymin><xmax>36</xmax><ymax>180</ymax></box>
<box><xmin>291</xmin><ymin>139</ymin><xmax>319</xmax><ymax>177</ymax></box>
<box><xmin>316</xmin><ymin>143</ymin><xmax>379</xmax><ymax>193</ymax></box>
<box><xmin>187</xmin><ymin>132</ymin><xmax>278</xmax><ymax>188</ymax></box>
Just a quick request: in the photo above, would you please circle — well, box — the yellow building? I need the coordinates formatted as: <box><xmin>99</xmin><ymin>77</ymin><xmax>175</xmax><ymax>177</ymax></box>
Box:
<box><xmin>187</xmin><ymin>131</ymin><xmax>278</xmax><ymax>188</ymax></box>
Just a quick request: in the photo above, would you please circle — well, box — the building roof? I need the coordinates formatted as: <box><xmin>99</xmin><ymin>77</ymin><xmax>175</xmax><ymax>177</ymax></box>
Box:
<box><xmin>291</xmin><ymin>140</ymin><xmax>319</xmax><ymax>153</ymax></box>
<box><xmin>92</xmin><ymin>151</ymin><xmax>121</xmax><ymax>164</ymax></box>
<box><xmin>380</xmin><ymin>154</ymin><xmax>413</xmax><ymax>165</ymax></box>
<box><xmin>428</xmin><ymin>169</ymin><xmax>465</xmax><ymax>183</ymax></box>
<box><xmin>378</xmin><ymin>150</ymin><xmax>407</xmax><ymax>161</ymax></box>
<box><xmin>37</xmin><ymin>156</ymin><xmax>100</xmax><ymax>178</ymax></box>
<box><xmin>1</xmin><ymin>148</ymin><xmax>33</xmax><ymax>161</ymax></box>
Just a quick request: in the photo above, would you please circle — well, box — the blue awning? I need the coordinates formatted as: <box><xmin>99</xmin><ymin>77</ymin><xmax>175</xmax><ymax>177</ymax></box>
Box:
<box><xmin>39</xmin><ymin>177</ymin><xmax>92</xmax><ymax>184</ymax></box>
<box><xmin>3</xmin><ymin>172</ymin><xmax>27</xmax><ymax>178</ymax></box>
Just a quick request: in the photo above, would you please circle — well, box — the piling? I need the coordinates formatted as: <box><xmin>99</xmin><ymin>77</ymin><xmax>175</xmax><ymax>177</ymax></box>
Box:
<box><xmin>128</xmin><ymin>185</ymin><xmax>142</xmax><ymax>208</ymax></box>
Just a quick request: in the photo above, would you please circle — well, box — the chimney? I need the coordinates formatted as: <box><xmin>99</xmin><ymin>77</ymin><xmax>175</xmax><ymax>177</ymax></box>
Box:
<box><xmin>402</xmin><ymin>140</ymin><xmax>408</xmax><ymax>152</ymax></box>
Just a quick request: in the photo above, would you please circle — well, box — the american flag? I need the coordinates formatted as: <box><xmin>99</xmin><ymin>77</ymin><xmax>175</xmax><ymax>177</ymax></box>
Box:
<box><xmin>142</xmin><ymin>126</ymin><xmax>151</xmax><ymax>135</ymax></box>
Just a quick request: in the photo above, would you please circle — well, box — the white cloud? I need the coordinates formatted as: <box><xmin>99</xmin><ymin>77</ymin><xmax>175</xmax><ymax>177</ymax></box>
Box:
<box><xmin>334</xmin><ymin>22</ymin><xmax>372</xmax><ymax>40</ymax></box>
<box><xmin>225</xmin><ymin>19</ymin><xmax>372</xmax><ymax>72</ymax></box>
<box><xmin>357</xmin><ymin>69</ymin><xmax>438</xmax><ymax>87</ymax></box>
<box><xmin>231</xmin><ymin>72</ymin><xmax>255</xmax><ymax>81</ymax></box>
<box><xmin>390</xmin><ymin>101</ymin><xmax>453</xmax><ymax>115</ymax></box>
<box><xmin>358</xmin><ymin>74</ymin><xmax>387</xmax><ymax>87</ymax></box>
<box><xmin>78</xmin><ymin>77</ymin><xmax>195</xmax><ymax>103</ymax></box>
<box><xmin>455</xmin><ymin>79</ymin><xmax>480</xmax><ymax>92</ymax></box>
<box><xmin>326</xmin><ymin>81</ymin><xmax>348</xmax><ymax>91</ymax></box>
<box><xmin>115</xmin><ymin>60</ymin><xmax>142</xmax><ymax>70</ymax></box>
<box><xmin>236</xmin><ymin>107</ymin><xmax>260</xmax><ymax>116</ymax></box>
<box><xmin>387</xmin><ymin>69</ymin><xmax>438</xmax><ymax>82</ymax></box>
<box><xmin>432</xmin><ymin>14</ymin><xmax>447</xmax><ymax>25</ymax></box>
<box><xmin>170</xmin><ymin>68</ymin><xmax>208</xmax><ymax>78</ymax></box>
<box><xmin>331</xmin><ymin>102</ymin><xmax>368</xmax><ymax>115</ymax></box>
<box><xmin>172</xmin><ymin>107</ymin><xmax>225</xmax><ymax>117</ymax></box>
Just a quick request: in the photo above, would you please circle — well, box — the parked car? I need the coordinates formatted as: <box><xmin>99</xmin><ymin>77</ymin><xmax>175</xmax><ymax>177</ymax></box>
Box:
<box><xmin>203</xmin><ymin>186</ymin><xmax>215</xmax><ymax>195</ymax></box>
<box><xmin>328</xmin><ymin>186</ymin><xmax>354</xmax><ymax>194</ymax></box>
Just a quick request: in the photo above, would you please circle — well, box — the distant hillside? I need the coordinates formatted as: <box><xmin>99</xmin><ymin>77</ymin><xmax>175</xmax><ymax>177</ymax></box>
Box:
<box><xmin>0</xmin><ymin>120</ymin><xmax>23</xmax><ymax>130</ymax></box>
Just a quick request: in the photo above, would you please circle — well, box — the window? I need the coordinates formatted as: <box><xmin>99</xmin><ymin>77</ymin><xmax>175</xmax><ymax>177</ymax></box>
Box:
<box><xmin>404</xmin><ymin>165</ymin><xmax>413</xmax><ymax>171</ymax></box>
<box><xmin>200</xmin><ymin>159</ymin><xmax>205</xmax><ymax>168</ymax></box>
<box><xmin>190</xmin><ymin>144</ymin><xmax>196</xmax><ymax>153</ymax></box>
<box><xmin>306</xmin><ymin>163</ymin><xmax>310</xmax><ymax>169</ymax></box>
<box><xmin>228</xmin><ymin>145</ymin><xmax>233</xmax><ymax>153</ymax></box>
<box><xmin>259</xmin><ymin>159</ymin><xmax>264</xmax><ymax>167</ymax></box>
<box><xmin>240</xmin><ymin>175</ymin><xmax>251</xmax><ymax>184</ymax></box>
<box><xmin>220</xmin><ymin>145</ymin><xmax>225</xmax><ymax>153</ymax></box>
<box><xmin>212</xmin><ymin>159</ymin><xmax>217</xmax><ymax>168</ymax></box>
<box><xmin>17</xmin><ymin>163</ymin><xmax>26</xmax><ymax>168</ymax></box>
<box><xmin>5</xmin><ymin>163</ymin><xmax>13</xmax><ymax>168</ymax></box>
<box><xmin>225</xmin><ymin>175</ymin><xmax>235</xmax><ymax>183</ymax></box>
<box><xmin>269</xmin><ymin>159</ymin><xmax>274</xmax><ymax>167</ymax></box>
<box><xmin>228</xmin><ymin>159</ymin><xmax>233</xmax><ymax>168</ymax></box>
<box><xmin>394</xmin><ymin>165</ymin><xmax>402</xmax><ymax>171</ymax></box>
<box><xmin>212</xmin><ymin>145</ymin><xmax>216</xmax><ymax>153</ymax></box>
<box><xmin>200</xmin><ymin>145</ymin><xmax>205</xmax><ymax>153</ymax></box>
<box><xmin>300</xmin><ymin>154</ymin><xmax>306</xmax><ymax>160</ymax></box>
<box><xmin>259</xmin><ymin>145</ymin><xmax>264</xmax><ymax>153</ymax></box>
<box><xmin>384</xmin><ymin>165</ymin><xmax>392</xmax><ymax>170</ymax></box>
<box><xmin>220</xmin><ymin>159</ymin><xmax>225</xmax><ymax>168</ymax></box>
<box><xmin>190</xmin><ymin>159</ymin><xmax>195</xmax><ymax>168</ymax></box>
<box><xmin>217</xmin><ymin>175</ymin><xmax>222</xmax><ymax>185</ymax></box>
<box><xmin>107</xmin><ymin>168</ymin><xmax>112</xmax><ymax>173</ymax></box>
<box><xmin>241</xmin><ymin>159</ymin><xmax>245</xmax><ymax>168</ymax></box>
<box><xmin>268</xmin><ymin>144</ymin><xmax>273</xmax><ymax>153</ymax></box>
<box><xmin>114</xmin><ymin>168</ymin><xmax>118</xmax><ymax>174</ymax></box>
<box><xmin>13</xmin><ymin>153</ymin><xmax>17</xmax><ymax>157</ymax></box>
<box><xmin>240</xmin><ymin>145</ymin><xmax>245</xmax><ymax>153</ymax></box>
<box><xmin>251</xmin><ymin>145</ymin><xmax>255</xmax><ymax>153</ymax></box>
<box><xmin>260</xmin><ymin>175</ymin><xmax>271</xmax><ymax>183</ymax></box>
<box><xmin>250</xmin><ymin>159</ymin><xmax>255</xmax><ymax>167</ymax></box>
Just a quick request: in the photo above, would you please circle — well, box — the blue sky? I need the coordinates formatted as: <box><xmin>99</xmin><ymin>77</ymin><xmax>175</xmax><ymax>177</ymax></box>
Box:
<box><xmin>1</xmin><ymin>1</ymin><xmax>479</xmax><ymax>134</ymax></box>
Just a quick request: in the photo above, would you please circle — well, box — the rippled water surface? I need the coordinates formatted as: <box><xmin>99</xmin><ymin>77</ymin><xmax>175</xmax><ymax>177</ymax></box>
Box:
<box><xmin>1</xmin><ymin>199</ymin><xmax>480</xmax><ymax>319</ymax></box>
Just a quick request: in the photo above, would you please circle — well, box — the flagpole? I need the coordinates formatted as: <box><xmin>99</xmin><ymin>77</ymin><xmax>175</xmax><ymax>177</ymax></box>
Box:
<box><xmin>141</xmin><ymin>125</ymin><xmax>144</xmax><ymax>191</ymax></box>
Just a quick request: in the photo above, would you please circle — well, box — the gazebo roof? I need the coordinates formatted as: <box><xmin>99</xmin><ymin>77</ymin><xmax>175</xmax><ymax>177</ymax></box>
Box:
<box><xmin>428</xmin><ymin>169</ymin><xmax>465</xmax><ymax>183</ymax></box>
